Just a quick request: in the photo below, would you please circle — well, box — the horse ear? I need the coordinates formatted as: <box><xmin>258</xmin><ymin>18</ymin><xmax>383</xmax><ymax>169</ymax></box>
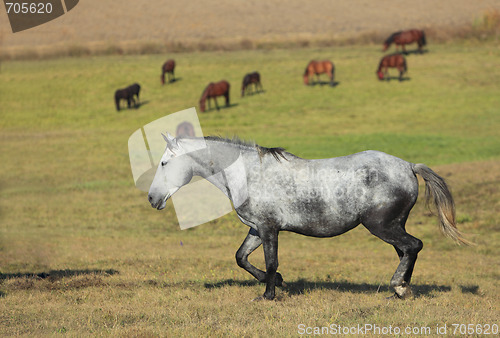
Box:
<box><xmin>162</xmin><ymin>132</ymin><xmax>179</xmax><ymax>150</ymax></box>
<box><xmin>162</xmin><ymin>132</ymin><xmax>174</xmax><ymax>143</ymax></box>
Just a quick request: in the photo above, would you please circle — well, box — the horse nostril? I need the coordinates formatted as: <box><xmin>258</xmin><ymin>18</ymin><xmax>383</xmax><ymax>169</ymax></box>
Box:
<box><xmin>148</xmin><ymin>194</ymin><xmax>153</xmax><ymax>202</ymax></box>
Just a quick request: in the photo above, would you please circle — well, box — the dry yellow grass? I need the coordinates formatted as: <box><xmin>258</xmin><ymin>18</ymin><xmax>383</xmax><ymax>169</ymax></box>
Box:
<box><xmin>1</xmin><ymin>0</ymin><xmax>500</xmax><ymax>58</ymax></box>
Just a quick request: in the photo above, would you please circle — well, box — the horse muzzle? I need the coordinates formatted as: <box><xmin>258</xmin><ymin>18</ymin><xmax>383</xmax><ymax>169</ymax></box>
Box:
<box><xmin>148</xmin><ymin>193</ymin><xmax>168</xmax><ymax>210</ymax></box>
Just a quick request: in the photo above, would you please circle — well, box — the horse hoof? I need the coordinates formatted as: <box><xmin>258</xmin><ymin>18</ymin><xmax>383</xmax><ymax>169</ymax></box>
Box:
<box><xmin>276</xmin><ymin>273</ymin><xmax>285</xmax><ymax>287</ymax></box>
<box><xmin>386</xmin><ymin>293</ymin><xmax>400</xmax><ymax>300</ymax></box>
<box><xmin>390</xmin><ymin>285</ymin><xmax>413</xmax><ymax>300</ymax></box>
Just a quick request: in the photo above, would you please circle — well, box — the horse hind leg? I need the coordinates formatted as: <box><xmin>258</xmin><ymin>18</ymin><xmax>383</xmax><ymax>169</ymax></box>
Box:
<box><xmin>363</xmin><ymin>213</ymin><xmax>423</xmax><ymax>299</ymax></box>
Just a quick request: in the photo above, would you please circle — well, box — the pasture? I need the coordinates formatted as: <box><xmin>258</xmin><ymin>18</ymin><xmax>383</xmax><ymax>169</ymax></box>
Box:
<box><xmin>0</xmin><ymin>42</ymin><xmax>499</xmax><ymax>336</ymax></box>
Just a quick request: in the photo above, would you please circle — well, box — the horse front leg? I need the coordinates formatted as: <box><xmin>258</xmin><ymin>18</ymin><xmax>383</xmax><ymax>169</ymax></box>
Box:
<box><xmin>236</xmin><ymin>228</ymin><xmax>285</xmax><ymax>286</ymax></box>
<box><xmin>260</xmin><ymin>228</ymin><xmax>280</xmax><ymax>300</ymax></box>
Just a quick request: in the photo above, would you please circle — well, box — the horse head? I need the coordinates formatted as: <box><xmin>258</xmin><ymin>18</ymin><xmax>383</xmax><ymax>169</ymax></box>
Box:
<box><xmin>377</xmin><ymin>71</ymin><xmax>384</xmax><ymax>80</ymax></box>
<box><xmin>148</xmin><ymin>133</ymin><xmax>194</xmax><ymax>210</ymax></box>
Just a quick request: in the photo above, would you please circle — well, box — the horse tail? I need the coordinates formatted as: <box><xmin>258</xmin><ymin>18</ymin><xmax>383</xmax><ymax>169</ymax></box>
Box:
<box><xmin>420</xmin><ymin>30</ymin><xmax>427</xmax><ymax>46</ymax></box>
<box><xmin>225</xmin><ymin>81</ymin><xmax>230</xmax><ymax>105</ymax></box>
<box><xmin>161</xmin><ymin>72</ymin><xmax>165</xmax><ymax>85</ymax></box>
<box><xmin>413</xmin><ymin>164</ymin><xmax>472</xmax><ymax>245</ymax></box>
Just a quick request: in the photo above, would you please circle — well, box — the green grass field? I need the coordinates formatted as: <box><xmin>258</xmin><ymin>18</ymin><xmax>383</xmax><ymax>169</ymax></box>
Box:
<box><xmin>0</xmin><ymin>42</ymin><xmax>499</xmax><ymax>336</ymax></box>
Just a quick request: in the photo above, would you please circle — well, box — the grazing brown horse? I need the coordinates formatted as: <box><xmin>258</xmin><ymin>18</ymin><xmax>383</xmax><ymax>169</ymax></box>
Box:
<box><xmin>383</xmin><ymin>29</ymin><xmax>426</xmax><ymax>53</ymax></box>
<box><xmin>114</xmin><ymin>83</ymin><xmax>141</xmax><ymax>111</ymax></box>
<box><xmin>303</xmin><ymin>60</ymin><xmax>335</xmax><ymax>86</ymax></box>
<box><xmin>176</xmin><ymin>121</ymin><xmax>195</xmax><ymax>137</ymax></box>
<box><xmin>241</xmin><ymin>71</ymin><xmax>263</xmax><ymax>97</ymax></box>
<box><xmin>377</xmin><ymin>54</ymin><xmax>407</xmax><ymax>81</ymax></box>
<box><xmin>161</xmin><ymin>59</ymin><xmax>176</xmax><ymax>84</ymax></box>
<box><xmin>199</xmin><ymin>80</ymin><xmax>230</xmax><ymax>112</ymax></box>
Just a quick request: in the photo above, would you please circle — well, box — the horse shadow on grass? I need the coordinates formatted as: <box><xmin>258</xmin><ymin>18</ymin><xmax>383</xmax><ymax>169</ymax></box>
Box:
<box><xmin>117</xmin><ymin>100</ymin><xmax>150</xmax><ymax>112</ymax></box>
<box><xmin>402</xmin><ymin>49</ymin><xmax>429</xmax><ymax>56</ymax></box>
<box><xmin>203</xmin><ymin>103</ymin><xmax>239</xmax><ymax>113</ymax></box>
<box><xmin>205</xmin><ymin>278</ymin><xmax>460</xmax><ymax>298</ymax></box>
<box><xmin>242</xmin><ymin>90</ymin><xmax>266</xmax><ymax>97</ymax></box>
<box><xmin>309</xmin><ymin>81</ymin><xmax>340</xmax><ymax>87</ymax></box>
<box><xmin>0</xmin><ymin>268</ymin><xmax>119</xmax><ymax>282</ymax></box>
<box><xmin>381</xmin><ymin>77</ymin><xmax>411</xmax><ymax>82</ymax></box>
<box><xmin>166</xmin><ymin>77</ymin><xmax>182</xmax><ymax>84</ymax></box>
<box><xmin>133</xmin><ymin>100</ymin><xmax>150</xmax><ymax>110</ymax></box>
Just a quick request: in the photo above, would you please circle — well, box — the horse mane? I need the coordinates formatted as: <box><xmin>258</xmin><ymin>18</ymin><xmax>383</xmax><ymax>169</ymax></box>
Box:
<box><xmin>385</xmin><ymin>31</ymin><xmax>402</xmax><ymax>45</ymax></box>
<box><xmin>180</xmin><ymin>135</ymin><xmax>292</xmax><ymax>162</ymax></box>
<box><xmin>200</xmin><ymin>83</ymin><xmax>213</xmax><ymax>101</ymax></box>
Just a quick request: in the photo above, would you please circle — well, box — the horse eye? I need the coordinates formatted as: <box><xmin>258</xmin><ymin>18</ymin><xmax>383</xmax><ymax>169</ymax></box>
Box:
<box><xmin>161</xmin><ymin>161</ymin><xmax>167</xmax><ymax>167</ymax></box>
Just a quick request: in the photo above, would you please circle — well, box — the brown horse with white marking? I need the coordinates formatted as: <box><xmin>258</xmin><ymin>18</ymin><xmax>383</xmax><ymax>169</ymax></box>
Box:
<box><xmin>199</xmin><ymin>80</ymin><xmax>230</xmax><ymax>112</ymax></box>
<box><xmin>303</xmin><ymin>60</ymin><xmax>335</xmax><ymax>86</ymax></box>
<box><xmin>377</xmin><ymin>54</ymin><xmax>407</xmax><ymax>81</ymax></box>
<box><xmin>383</xmin><ymin>29</ymin><xmax>426</xmax><ymax>53</ymax></box>
<box><xmin>161</xmin><ymin>59</ymin><xmax>176</xmax><ymax>84</ymax></box>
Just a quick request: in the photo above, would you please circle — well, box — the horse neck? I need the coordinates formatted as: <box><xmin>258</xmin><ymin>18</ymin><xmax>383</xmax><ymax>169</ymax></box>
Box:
<box><xmin>182</xmin><ymin>138</ymin><xmax>254</xmax><ymax>202</ymax></box>
<box><xmin>377</xmin><ymin>59</ymin><xmax>384</xmax><ymax>71</ymax></box>
<box><xmin>200</xmin><ymin>85</ymin><xmax>212</xmax><ymax>101</ymax></box>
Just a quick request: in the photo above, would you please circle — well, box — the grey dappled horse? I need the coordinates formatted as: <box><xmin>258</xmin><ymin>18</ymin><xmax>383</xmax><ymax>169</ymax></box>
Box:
<box><xmin>148</xmin><ymin>135</ymin><xmax>469</xmax><ymax>300</ymax></box>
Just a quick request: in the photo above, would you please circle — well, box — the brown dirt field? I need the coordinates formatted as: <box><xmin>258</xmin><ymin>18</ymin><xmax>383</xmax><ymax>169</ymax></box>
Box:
<box><xmin>1</xmin><ymin>0</ymin><xmax>500</xmax><ymax>53</ymax></box>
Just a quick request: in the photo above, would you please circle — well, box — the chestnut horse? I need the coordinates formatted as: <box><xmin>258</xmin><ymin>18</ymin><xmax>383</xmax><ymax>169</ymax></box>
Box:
<box><xmin>383</xmin><ymin>29</ymin><xmax>426</xmax><ymax>53</ymax></box>
<box><xmin>303</xmin><ymin>60</ymin><xmax>335</xmax><ymax>86</ymax></box>
<box><xmin>241</xmin><ymin>72</ymin><xmax>263</xmax><ymax>97</ymax></box>
<box><xmin>199</xmin><ymin>80</ymin><xmax>230</xmax><ymax>112</ymax></box>
<box><xmin>161</xmin><ymin>59</ymin><xmax>176</xmax><ymax>84</ymax></box>
<box><xmin>377</xmin><ymin>54</ymin><xmax>407</xmax><ymax>81</ymax></box>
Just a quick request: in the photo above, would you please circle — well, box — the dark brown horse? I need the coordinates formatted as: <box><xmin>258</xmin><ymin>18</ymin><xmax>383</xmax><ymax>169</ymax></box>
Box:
<box><xmin>383</xmin><ymin>29</ymin><xmax>426</xmax><ymax>53</ymax></box>
<box><xmin>377</xmin><ymin>54</ymin><xmax>407</xmax><ymax>81</ymax></box>
<box><xmin>303</xmin><ymin>60</ymin><xmax>335</xmax><ymax>86</ymax></box>
<box><xmin>161</xmin><ymin>59</ymin><xmax>176</xmax><ymax>84</ymax></box>
<box><xmin>114</xmin><ymin>83</ymin><xmax>141</xmax><ymax>111</ymax></box>
<box><xmin>199</xmin><ymin>80</ymin><xmax>230</xmax><ymax>113</ymax></box>
<box><xmin>241</xmin><ymin>71</ymin><xmax>263</xmax><ymax>97</ymax></box>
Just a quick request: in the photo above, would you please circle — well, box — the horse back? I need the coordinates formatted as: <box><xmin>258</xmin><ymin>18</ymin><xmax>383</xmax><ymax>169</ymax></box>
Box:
<box><xmin>309</xmin><ymin>60</ymin><xmax>333</xmax><ymax>74</ymax></box>
<box><xmin>381</xmin><ymin>53</ymin><xmax>405</xmax><ymax>67</ymax></box>
<box><xmin>239</xmin><ymin>150</ymin><xmax>418</xmax><ymax>236</ymax></box>
<box><xmin>214</xmin><ymin>80</ymin><xmax>230</xmax><ymax>95</ymax></box>
<box><xmin>163</xmin><ymin>59</ymin><xmax>175</xmax><ymax>72</ymax></box>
